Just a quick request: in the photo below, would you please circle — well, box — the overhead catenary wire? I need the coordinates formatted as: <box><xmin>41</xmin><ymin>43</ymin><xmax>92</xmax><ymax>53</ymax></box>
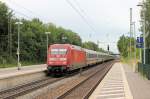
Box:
<box><xmin>6</xmin><ymin>0</ymin><xmax>97</xmax><ymax>36</ymax></box>
<box><xmin>65</xmin><ymin>0</ymin><xmax>97</xmax><ymax>35</ymax></box>
<box><xmin>3</xmin><ymin>1</ymin><xmax>33</xmax><ymax>20</ymax></box>
<box><xmin>73</xmin><ymin>0</ymin><xmax>98</xmax><ymax>38</ymax></box>
<box><xmin>73</xmin><ymin>0</ymin><xmax>97</xmax><ymax>32</ymax></box>
<box><xmin>6</xmin><ymin>6</ymin><xmax>34</xmax><ymax>20</ymax></box>
<box><xmin>5</xmin><ymin>0</ymin><xmax>49</xmax><ymax>22</ymax></box>
<box><xmin>13</xmin><ymin>9</ymin><xmax>33</xmax><ymax>20</ymax></box>
<box><xmin>5</xmin><ymin>0</ymin><xmax>100</xmax><ymax>43</ymax></box>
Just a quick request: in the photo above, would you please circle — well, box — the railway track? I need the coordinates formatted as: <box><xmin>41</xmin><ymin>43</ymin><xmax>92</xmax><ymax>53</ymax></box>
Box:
<box><xmin>57</xmin><ymin>61</ymin><xmax>114</xmax><ymax>99</ymax></box>
<box><xmin>0</xmin><ymin>61</ymin><xmax>115</xmax><ymax>99</ymax></box>
<box><xmin>0</xmin><ymin>63</ymin><xmax>100</xmax><ymax>99</ymax></box>
<box><xmin>0</xmin><ymin>77</ymin><xmax>65</xmax><ymax>99</ymax></box>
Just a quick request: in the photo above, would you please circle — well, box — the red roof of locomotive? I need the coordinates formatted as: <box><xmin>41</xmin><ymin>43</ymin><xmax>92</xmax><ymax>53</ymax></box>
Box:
<box><xmin>50</xmin><ymin>44</ymin><xmax>83</xmax><ymax>51</ymax></box>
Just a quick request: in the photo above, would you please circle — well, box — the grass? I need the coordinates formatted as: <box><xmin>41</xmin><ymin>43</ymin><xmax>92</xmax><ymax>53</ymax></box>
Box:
<box><xmin>0</xmin><ymin>61</ymin><xmax>45</xmax><ymax>68</ymax></box>
<box><xmin>122</xmin><ymin>55</ymin><xmax>150</xmax><ymax>80</ymax></box>
<box><xmin>121</xmin><ymin>56</ymin><xmax>140</xmax><ymax>71</ymax></box>
<box><xmin>0</xmin><ymin>63</ymin><xmax>17</xmax><ymax>68</ymax></box>
<box><xmin>121</xmin><ymin>55</ymin><xmax>140</xmax><ymax>64</ymax></box>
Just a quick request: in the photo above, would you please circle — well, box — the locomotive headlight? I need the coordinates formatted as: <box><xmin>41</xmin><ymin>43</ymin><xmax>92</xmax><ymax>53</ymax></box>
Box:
<box><xmin>49</xmin><ymin>62</ymin><xmax>53</xmax><ymax>64</ymax></box>
<box><xmin>60</xmin><ymin>58</ymin><xmax>67</xmax><ymax>61</ymax></box>
<box><xmin>62</xmin><ymin>62</ymin><xmax>67</xmax><ymax>64</ymax></box>
<box><xmin>49</xmin><ymin>58</ymin><xmax>55</xmax><ymax>61</ymax></box>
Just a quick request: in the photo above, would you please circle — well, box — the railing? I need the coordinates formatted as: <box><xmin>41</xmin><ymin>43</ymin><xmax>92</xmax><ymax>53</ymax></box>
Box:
<box><xmin>138</xmin><ymin>62</ymin><xmax>150</xmax><ymax>80</ymax></box>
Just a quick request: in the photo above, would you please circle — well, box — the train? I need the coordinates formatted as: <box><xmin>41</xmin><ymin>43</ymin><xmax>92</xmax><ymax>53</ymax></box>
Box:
<box><xmin>47</xmin><ymin>44</ymin><xmax>114</xmax><ymax>75</ymax></box>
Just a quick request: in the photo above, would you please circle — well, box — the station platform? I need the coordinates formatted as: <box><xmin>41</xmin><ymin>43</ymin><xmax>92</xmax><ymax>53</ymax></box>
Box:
<box><xmin>0</xmin><ymin>64</ymin><xmax>47</xmax><ymax>91</ymax></box>
<box><xmin>0</xmin><ymin>64</ymin><xmax>47</xmax><ymax>79</ymax></box>
<box><xmin>90</xmin><ymin>62</ymin><xmax>150</xmax><ymax>99</ymax></box>
<box><xmin>89</xmin><ymin>62</ymin><xmax>132</xmax><ymax>99</ymax></box>
<box><xmin>123</xmin><ymin>64</ymin><xmax>150</xmax><ymax>99</ymax></box>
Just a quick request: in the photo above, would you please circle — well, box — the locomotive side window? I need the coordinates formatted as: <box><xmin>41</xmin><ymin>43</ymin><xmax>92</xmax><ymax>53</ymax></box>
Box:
<box><xmin>51</xmin><ymin>49</ymin><xmax>67</xmax><ymax>55</ymax></box>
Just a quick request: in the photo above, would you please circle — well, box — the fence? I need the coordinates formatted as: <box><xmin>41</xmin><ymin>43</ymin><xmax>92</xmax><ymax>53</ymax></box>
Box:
<box><xmin>141</xmin><ymin>49</ymin><xmax>150</xmax><ymax>64</ymax></box>
<box><xmin>138</xmin><ymin>62</ymin><xmax>150</xmax><ymax>80</ymax></box>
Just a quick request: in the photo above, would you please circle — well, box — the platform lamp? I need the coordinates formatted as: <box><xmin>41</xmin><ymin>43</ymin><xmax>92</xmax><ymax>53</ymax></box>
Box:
<box><xmin>15</xmin><ymin>21</ymin><xmax>23</xmax><ymax>70</ymax></box>
<box><xmin>137</xmin><ymin>0</ymin><xmax>146</xmax><ymax>64</ymax></box>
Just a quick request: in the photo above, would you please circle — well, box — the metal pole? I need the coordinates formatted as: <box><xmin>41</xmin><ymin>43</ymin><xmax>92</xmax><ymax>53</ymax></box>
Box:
<box><xmin>130</xmin><ymin>8</ymin><xmax>133</xmax><ymax>59</ymax></box>
<box><xmin>45</xmin><ymin>32</ymin><xmax>51</xmax><ymax>54</ymax></box>
<box><xmin>47</xmin><ymin>34</ymin><xmax>49</xmax><ymax>55</ymax></box>
<box><xmin>133</xmin><ymin>22</ymin><xmax>137</xmax><ymax>72</ymax></box>
<box><xmin>133</xmin><ymin>22</ymin><xmax>136</xmax><ymax>61</ymax></box>
<box><xmin>10</xmin><ymin>16</ymin><xmax>12</xmax><ymax>57</ymax></box>
<box><xmin>107</xmin><ymin>44</ymin><xmax>110</xmax><ymax>54</ymax></box>
<box><xmin>17</xmin><ymin>23</ymin><xmax>20</xmax><ymax>70</ymax></box>
<box><xmin>8</xmin><ymin>15</ymin><xmax>10</xmax><ymax>56</ymax></box>
<box><xmin>106</xmin><ymin>33</ymin><xmax>109</xmax><ymax>54</ymax></box>
<box><xmin>97</xmin><ymin>40</ymin><xmax>99</xmax><ymax>48</ymax></box>
<box><xmin>140</xmin><ymin>46</ymin><xmax>142</xmax><ymax>62</ymax></box>
<box><xmin>143</xmin><ymin>7</ymin><xmax>146</xmax><ymax>64</ymax></box>
<box><xmin>8</xmin><ymin>14</ymin><xmax>12</xmax><ymax>57</ymax></box>
<box><xmin>137</xmin><ymin>0</ymin><xmax>146</xmax><ymax>64</ymax></box>
<box><xmin>15</xmin><ymin>21</ymin><xmax>22</xmax><ymax>70</ymax></box>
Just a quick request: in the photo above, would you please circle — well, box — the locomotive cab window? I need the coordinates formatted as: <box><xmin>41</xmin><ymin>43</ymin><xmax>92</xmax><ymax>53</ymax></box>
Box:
<box><xmin>51</xmin><ymin>49</ymin><xmax>58</xmax><ymax>55</ymax></box>
<box><xmin>59</xmin><ymin>49</ymin><xmax>67</xmax><ymax>54</ymax></box>
<box><xmin>51</xmin><ymin>49</ymin><xmax>67</xmax><ymax>55</ymax></box>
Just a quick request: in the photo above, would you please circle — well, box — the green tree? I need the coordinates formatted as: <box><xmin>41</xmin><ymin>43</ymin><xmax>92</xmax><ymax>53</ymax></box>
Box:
<box><xmin>142</xmin><ymin>0</ymin><xmax>150</xmax><ymax>48</ymax></box>
<box><xmin>82</xmin><ymin>41</ymin><xmax>99</xmax><ymax>51</ymax></box>
<box><xmin>0</xmin><ymin>1</ymin><xmax>84</xmax><ymax>67</ymax></box>
<box><xmin>0</xmin><ymin>1</ymin><xmax>13</xmax><ymax>64</ymax></box>
<box><xmin>0</xmin><ymin>2</ymin><xmax>10</xmax><ymax>34</ymax></box>
<box><xmin>117</xmin><ymin>35</ymin><xmax>135</xmax><ymax>58</ymax></box>
<box><xmin>0</xmin><ymin>1</ymin><xmax>107</xmax><ymax>67</ymax></box>
<box><xmin>117</xmin><ymin>35</ymin><xmax>129</xmax><ymax>57</ymax></box>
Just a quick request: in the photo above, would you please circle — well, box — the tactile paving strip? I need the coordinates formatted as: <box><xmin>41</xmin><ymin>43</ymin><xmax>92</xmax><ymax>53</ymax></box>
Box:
<box><xmin>89</xmin><ymin>63</ymin><xmax>126</xmax><ymax>99</ymax></box>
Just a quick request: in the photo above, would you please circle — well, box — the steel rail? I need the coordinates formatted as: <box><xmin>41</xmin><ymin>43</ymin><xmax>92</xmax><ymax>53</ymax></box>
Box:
<box><xmin>83</xmin><ymin>62</ymin><xmax>114</xmax><ymax>99</ymax></box>
<box><xmin>0</xmin><ymin>77</ymin><xmax>65</xmax><ymax>99</ymax></box>
<box><xmin>57</xmin><ymin>61</ymin><xmax>114</xmax><ymax>99</ymax></box>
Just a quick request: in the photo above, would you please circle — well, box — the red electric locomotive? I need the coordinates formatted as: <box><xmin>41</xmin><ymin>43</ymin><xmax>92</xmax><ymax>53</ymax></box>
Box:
<box><xmin>47</xmin><ymin>44</ymin><xmax>86</xmax><ymax>74</ymax></box>
<box><xmin>47</xmin><ymin>44</ymin><xmax>114</xmax><ymax>75</ymax></box>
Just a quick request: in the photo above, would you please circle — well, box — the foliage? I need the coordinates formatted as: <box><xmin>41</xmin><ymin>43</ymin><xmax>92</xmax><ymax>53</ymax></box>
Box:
<box><xmin>82</xmin><ymin>41</ymin><xmax>98</xmax><ymax>51</ymax></box>
<box><xmin>0</xmin><ymin>1</ymin><xmax>105</xmax><ymax>67</ymax></box>
<box><xmin>117</xmin><ymin>35</ymin><xmax>135</xmax><ymax>58</ymax></box>
<box><xmin>0</xmin><ymin>2</ymin><xmax>10</xmax><ymax>35</ymax></box>
<box><xmin>0</xmin><ymin>1</ymin><xmax>83</xmax><ymax>66</ymax></box>
<box><xmin>0</xmin><ymin>2</ymin><xmax>13</xmax><ymax>66</ymax></box>
<box><xmin>82</xmin><ymin>41</ymin><xmax>106</xmax><ymax>52</ymax></box>
<box><xmin>141</xmin><ymin>0</ymin><xmax>150</xmax><ymax>48</ymax></box>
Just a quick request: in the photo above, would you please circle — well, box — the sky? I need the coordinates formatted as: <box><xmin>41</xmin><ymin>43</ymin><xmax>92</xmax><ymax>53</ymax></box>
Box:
<box><xmin>1</xmin><ymin>0</ymin><xmax>142</xmax><ymax>53</ymax></box>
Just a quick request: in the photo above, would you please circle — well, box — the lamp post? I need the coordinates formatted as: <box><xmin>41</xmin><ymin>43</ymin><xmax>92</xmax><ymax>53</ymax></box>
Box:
<box><xmin>137</xmin><ymin>0</ymin><xmax>146</xmax><ymax>64</ymax></box>
<box><xmin>132</xmin><ymin>22</ymin><xmax>136</xmax><ymax>62</ymax></box>
<box><xmin>15</xmin><ymin>21</ymin><xmax>23</xmax><ymax>70</ymax></box>
<box><xmin>45</xmin><ymin>32</ymin><xmax>51</xmax><ymax>55</ymax></box>
<box><xmin>132</xmin><ymin>22</ymin><xmax>137</xmax><ymax>72</ymax></box>
<box><xmin>130</xmin><ymin>8</ymin><xmax>133</xmax><ymax>59</ymax></box>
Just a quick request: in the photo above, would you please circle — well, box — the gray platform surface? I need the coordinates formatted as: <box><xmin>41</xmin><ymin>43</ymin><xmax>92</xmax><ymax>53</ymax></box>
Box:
<box><xmin>123</xmin><ymin>64</ymin><xmax>150</xmax><ymax>99</ymax></box>
<box><xmin>0</xmin><ymin>64</ymin><xmax>46</xmax><ymax>79</ymax></box>
<box><xmin>89</xmin><ymin>63</ymin><xmax>132</xmax><ymax>99</ymax></box>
